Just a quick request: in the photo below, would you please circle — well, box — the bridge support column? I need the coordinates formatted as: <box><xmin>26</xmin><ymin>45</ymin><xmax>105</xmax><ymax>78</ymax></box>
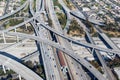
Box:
<box><xmin>7</xmin><ymin>67</ymin><xmax>10</xmax><ymax>71</ymax></box>
<box><xmin>2</xmin><ymin>32</ymin><xmax>6</xmax><ymax>44</ymax></box>
<box><xmin>15</xmin><ymin>28</ymin><xmax>19</xmax><ymax>42</ymax></box>
<box><xmin>92</xmin><ymin>48</ymin><xmax>95</xmax><ymax>54</ymax></box>
<box><xmin>18</xmin><ymin>74</ymin><xmax>21</xmax><ymax>80</ymax></box>
<box><xmin>42</xmin><ymin>0</ymin><xmax>45</xmax><ymax>11</ymax></box>
<box><xmin>2</xmin><ymin>65</ymin><xmax>6</xmax><ymax>74</ymax></box>
<box><xmin>70</xmin><ymin>41</ymin><xmax>72</xmax><ymax>46</ymax></box>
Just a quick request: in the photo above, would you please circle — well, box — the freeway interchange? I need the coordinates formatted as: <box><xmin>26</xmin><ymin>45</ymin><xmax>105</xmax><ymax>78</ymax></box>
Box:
<box><xmin>0</xmin><ymin>0</ymin><xmax>119</xmax><ymax>80</ymax></box>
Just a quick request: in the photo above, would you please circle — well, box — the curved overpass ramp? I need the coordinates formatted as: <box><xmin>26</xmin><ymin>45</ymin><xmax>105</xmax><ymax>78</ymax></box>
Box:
<box><xmin>39</xmin><ymin>23</ymin><xmax>120</xmax><ymax>54</ymax></box>
<box><xmin>6</xmin><ymin>32</ymin><xmax>107</xmax><ymax>80</ymax></box>
<box><xmin>0</xmin><ymin>51</ymin><xmax>43</xmax><ymax>80</ymax></box>
<box><xmin>0</xmin><ymin>0</ymin><xmax>28</xmax><ymax>20</ymax></box>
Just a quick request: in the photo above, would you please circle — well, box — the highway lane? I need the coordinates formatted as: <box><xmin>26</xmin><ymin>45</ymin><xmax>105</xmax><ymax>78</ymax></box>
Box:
<box><xmin>29</xmin><ymin>0</ymin><xmax>35</xmax><ymax>15</ymax></box>
<box><xmin>3</xmin><ymin>0</ymin><xmax>9</xmax><ymax>15</ymax></box>
<box><xmin>21</xmin><ymin>50</ymin><xmax>39</xmax><ymax>61</ymax></box>
<box><xmin>47</xmin><ymin>0</ymin><xmax>72</xmax><ymax>80</ymax></box>
<box><xmin>70</xmin><ymin>11</ymin><xmax>105</xmax><ymax>26</ymax></box>
<box><xmin>1</xmin><ymin>17</ymin><xmax>119</xmax><ymax>54</ymax></box>
<box><xmin>31</xmin><ymin>11</ymin><xmax>62</xmax><ymax>79</ymax></box>
<box><xmin>0</xmin><ymin>51</ymin><xmax>43</xmax><ymax>80</ymax></box>
<box><xmin>42</xmin><ymin>43</ymin><xmax>62</xmax><ymax>80</ymax></box>
<box><xmin>33</xmin><ymin>22</ymin><xmax>53</xmax><ymax>80</ymax></box>
<box><xmin>85</xmin><ymin>30</ymin><xmax>116</xmax><ymax>80</ymax></box>
<box><xmin>33</xmin><ymin>6</ymin><xmax>51</xmax><ymax>78</ymax></box>
<box><xmin>0</xmin><ymin>2</ymin><xmax>111</xmax><ymax>54</ymax></box>
<box><xmin>6</xmin><ymin>32</ymin><xmax>107</xmax><ymax>80</ymax></box>
<box><xmin>41</xmin><ymin>0</ymin><xmax>45</xmax><ymax>11</ymax></box>
<box><xmin>0</xmin><ymin>39</ymin><xmax>29</xmax><ymax>51</ymax></box>
<box><xmin>41</xmin><ymin>1</ymin><xmax>68</xmax><ymax>79</ymax></box>
<box><xmin>0</xmin><ymin>0</ymin><xmax>118</xmax><ymax>79</ymax></box>
<box><xmin>39</xmin><ymin>2</ymin><xmax>64</xmax><ymax>79</ymax></box>
<box><xmin>47</xmin><ymin>0</ymin><xmax>85</xmax><ymax>79</ymax></box>
<box><xmin>95</xmin><ymin>25</ymin><xmax>120</xmax><ymax>57</ymax></box>
<box><xmin>1</xmin><ymin>18</ymin><xmax>120</xmax><ymax>55</ymax></box>
<box><xmin>0</xmin><ymin>17</ymin><xmax>25</xmax><ymax>26</ymax></box>
<box><xmin>0</xmin><ymin>9</ymin><xmax>113</xmax><ymax>53</ymax></box>
<box><xmin>0</xmin><ymin>28</ymin><xmax>40</xmax><ymax>62</ymax></box>
<box><xmin>0</xmin><ymin>17</ymin><xmax>35</xmax><ymax>33</ymax></box>
<box><xmin>39</xmin><ymin>25</ymin><xmax>62</xmax><ymax>80</ymax></box>
<box><xmin>69</xmin><ymin>0</ymin><xmax>105</xmax><ymax>26</ymax></box>
<box><xmin>57</xmin><ymin>0</ymin><xmax>72</xmax><ymax>33</ymax></box>
<box><xmin>36</xmin><ymin>0</ymin><xmax>41</xmax><ymax>12</ymax></box>
<box><xmin>0</xmin><ymin>37</ymin><xmax>40</xmax><ymax>62</ymax></box>
<box><xmin>39</xmin><ymin>23</ymin><xmax>120</xmax><ymax>54</ymax></box>
<box><xmin>31</xmin><ymin>21</ymin><xmax>53</xmax><ymax>80</ymax></box>
<box><xmin>77</xmin><ymin>19</ymin><xmax>116</xmax><ymax>80</ymax></box>
<box><xmin>57</xmin><ymin>0</ymin><xmax>89</xmax><ymax>79</ymax></box>
<box><xmin>40</xmin><ymin>23</ymin><xmax>120</xmax><ymax>53</ymax></box>
<box><xmin>0</xmin><ymin>0</ymin><xmax>28</xmax><ymax>20</ymax></box>
<box><xmin>48</xmin><ymin>0</ymin><xmax>62</xmax><ymax>31</ymax></box>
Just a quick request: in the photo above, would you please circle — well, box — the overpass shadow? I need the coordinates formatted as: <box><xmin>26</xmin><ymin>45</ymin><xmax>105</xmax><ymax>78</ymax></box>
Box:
<box><xmin>0</xmin><ymin>51</ymin><xmax>22</xmax><ymax>63</ymax></box>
